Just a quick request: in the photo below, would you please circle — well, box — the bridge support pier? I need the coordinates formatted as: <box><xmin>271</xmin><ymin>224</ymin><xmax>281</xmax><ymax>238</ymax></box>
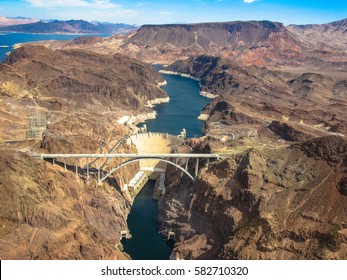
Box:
<box><xmin>185</xmin><ymin>158</ymin><xmax>189</xmax><ymax>171</ymax></box>
<box><xmin>75</xmin><ymin>158</ymin><xmax>78</xmax><ymax>177</ymax></box>
<box><xmin>183</xmin><ymin>158</ymin><xmax>189</xmax><ymax>178</ymax></box>
<box><xmin>206</xmin><ymin>158</ymin><xmax>209</xmax><ymax>169</ymax></box>
<box><xmin>86</xmin><ymin>157</ymin><xmax>89</xmax><ymax>181</ymax></box>
<box><xmin>195</xmin><ymin>158</ymin><xmax>199</xmax><ymax>179</ymax></box>
<box><xmin>64</xmin><ymin>158</ymin><xmax>67</xmax><ymax>171</ymax></box>
<box><xmin>98</xmin><ymin>167</ymin><xmax>101</xmax><ymax>186</ymax></box>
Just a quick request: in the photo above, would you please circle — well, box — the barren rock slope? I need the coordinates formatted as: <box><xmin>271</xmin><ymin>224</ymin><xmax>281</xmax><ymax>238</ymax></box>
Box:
<box><xmin>0</xmin><ymin>150</ymin><xmax>130</xmax><ymax>259</ymax></box>
<box><xmin>161</xmin><ymin>136</ymin><xmax>347</xmax><ymax>259</ymax></box>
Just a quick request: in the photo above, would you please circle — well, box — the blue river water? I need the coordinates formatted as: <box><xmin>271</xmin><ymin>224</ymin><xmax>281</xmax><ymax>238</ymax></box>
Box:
<box><xmin>121</xmin><ymin>180</ymin><xmax>175</xmax><ymax>260</ymax></box>
<box><xmin>122</xmin><ymin>66</ymin><xmax>211</xmax><ymax>260</ymax></box>
<box><xmin>0</xmin><ymin>32</ymin><xmax>107</xmax><ymax>61</ymax></box>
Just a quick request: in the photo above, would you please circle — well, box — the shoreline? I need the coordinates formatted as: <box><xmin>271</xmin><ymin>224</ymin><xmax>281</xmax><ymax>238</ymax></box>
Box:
<box><xmin>117</xmin><ymin>97</ymin><xmax>170</xmax><ymax>126</ymax></box>
<box><xmin>159</xmin><ymin>70</ymin><xmax>201</xmax><ymax>81</ymax></box>
<box><xmin>159</xmin><ymin>70</ymin><xmax>217</xmax><ymax>99</ymax></box>
<box><xmin>200</xmin><ymin>91</ymin><xmax>218</xmax><ymax>99</ymax></box>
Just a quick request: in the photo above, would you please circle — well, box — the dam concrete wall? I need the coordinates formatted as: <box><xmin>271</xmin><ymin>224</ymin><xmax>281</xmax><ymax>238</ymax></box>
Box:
<box><xmin>130</xmin><ymin>132</ymin><xmax>174</xmax><ymax>170</ymax></box>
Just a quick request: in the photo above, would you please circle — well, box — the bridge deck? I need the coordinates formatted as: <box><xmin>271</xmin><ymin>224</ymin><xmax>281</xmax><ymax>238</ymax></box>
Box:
<box><xmin>31</xmin><ymin>153</ymin><xmax>226</xmax><ymax>159</ymax></box>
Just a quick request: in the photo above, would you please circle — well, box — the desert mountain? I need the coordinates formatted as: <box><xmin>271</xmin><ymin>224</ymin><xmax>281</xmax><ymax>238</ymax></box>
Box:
<box><xmin>40</xmin><ymin>18</ymin><xmax>347</xmax><ymax>69</ymax></box>
<box><xmin>0</xmin><ymin>16</ymin><xmax>39</xmax><ymax>27</ymax></box>
<box><xmin>0</xmin><ymin>19</ymin><xmax>137</xmax><ymax>34</ymax></box>
<box><xmin>287</xmin><ymin>18</ymin><xmax>347</xmax><ymax>50</ymax></box>
<box><xmin>1</xmin><ymin>17</ymin><xmax>347</xmax><ymax>260</ymax></box>
<box><xmin>122</xmin><ymin>20</ymin><xmax>304</xmax><ymax>65</ymax></box>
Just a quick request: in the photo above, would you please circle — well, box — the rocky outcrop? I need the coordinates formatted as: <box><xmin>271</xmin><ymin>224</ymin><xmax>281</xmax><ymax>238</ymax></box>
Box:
<box><xmin>0</xmin><ymin>150</ymin><xmax>130</xmax><ymax>259</ymax></box>
<box><xmin>160</xmin><ymin>136</ymin><xmax>347</xmax><ymax>259</ymax></box>
<box><xmin>267</xmin><ymin>121</ymin><xmax>314</xmax><ymax>142</ymax></box>
<box><xmin>208</xmin><ymin>101</ymin><xmax>261</xmax><ymax>126</ymax></box>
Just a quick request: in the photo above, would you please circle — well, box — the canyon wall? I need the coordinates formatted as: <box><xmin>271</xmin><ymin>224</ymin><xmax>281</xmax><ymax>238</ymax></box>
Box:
<box><xmin>160</xmin><ymin>136</ymin><xmax>347</xmax><ymax>259</ymax></box>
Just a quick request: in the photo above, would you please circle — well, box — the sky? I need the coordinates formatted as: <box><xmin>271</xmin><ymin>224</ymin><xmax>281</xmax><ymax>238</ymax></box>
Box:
<box><xmin>0</xmin><ymin>0</ymin><xmax>346</xmax><ymax>26</ymax></box>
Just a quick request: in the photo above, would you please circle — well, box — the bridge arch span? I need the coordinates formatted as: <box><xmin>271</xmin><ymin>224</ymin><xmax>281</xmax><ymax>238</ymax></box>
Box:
<box><xmin>100</xmin><ymin>157</ymin><xmax>194</xmax><ymax>183</ymax></box>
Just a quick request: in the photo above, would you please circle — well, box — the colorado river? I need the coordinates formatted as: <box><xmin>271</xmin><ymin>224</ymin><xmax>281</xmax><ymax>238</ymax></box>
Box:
<box><xmin>122</xmin><ymin>66</ymin><xmax>210</xmax><ymax>259</ymax></box>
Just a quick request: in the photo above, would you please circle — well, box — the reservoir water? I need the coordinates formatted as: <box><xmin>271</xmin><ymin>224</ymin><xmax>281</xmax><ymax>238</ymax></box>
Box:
<box><xmin>0</xmin><ymin>33</ymin><xmax>107</xmax><ymax>61</ymax></box>
<box><xmin>122</xmin><ymin>66</ymin><xmax>211</xmax><ymax>259</ymax></box>
<box><xmin>138</xmin><ymin>65</ymin><xmax>209</xmax><ymax>138</ymax></box>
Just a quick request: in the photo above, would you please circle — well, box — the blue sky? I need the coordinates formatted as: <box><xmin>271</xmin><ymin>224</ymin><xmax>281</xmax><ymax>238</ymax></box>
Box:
<box><xmin>0</xmin><ymin>0</ymin><xmax>346</xmax><ymax>25</ymax></box>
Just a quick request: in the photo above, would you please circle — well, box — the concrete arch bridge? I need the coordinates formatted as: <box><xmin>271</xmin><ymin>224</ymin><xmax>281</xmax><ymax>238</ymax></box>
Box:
<box><xmin>31</xmin><ymin>131</ymin><xmax>227</xmax><ymax>197</ymax></box>
<box><xmin>32</xmin><ymin>153</ymin><xmax>221</xmax><ymax>184</ymax></box>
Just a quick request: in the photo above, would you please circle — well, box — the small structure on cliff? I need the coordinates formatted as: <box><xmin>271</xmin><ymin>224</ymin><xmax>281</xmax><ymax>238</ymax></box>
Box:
<box><xmin>26</xmin><ymin>114</ymin><xmax>48</xmax><ymax>140</ymax></box>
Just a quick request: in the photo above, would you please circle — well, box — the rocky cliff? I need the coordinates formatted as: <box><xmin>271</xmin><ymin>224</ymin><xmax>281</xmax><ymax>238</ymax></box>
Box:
<box><xmin>0</xmin><ymin>150</ymin><xmax>130</xmax><ymax>259</ymax></box>
<box><xmin>160</xmin><ymin>136</ymin><xmax>347</xmax><ymax>259</ymax></box>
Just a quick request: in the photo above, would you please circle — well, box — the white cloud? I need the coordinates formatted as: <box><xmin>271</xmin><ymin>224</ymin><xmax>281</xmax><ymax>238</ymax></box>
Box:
<box><xmin>25</xmin><ymin>0</ymin><xmax>121</xmax><ymax>9</ymax></box>
<box><xmin>243</xmin><ymin>0</ymin><xmax>256</xmax><ymax>3</ymax></box>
